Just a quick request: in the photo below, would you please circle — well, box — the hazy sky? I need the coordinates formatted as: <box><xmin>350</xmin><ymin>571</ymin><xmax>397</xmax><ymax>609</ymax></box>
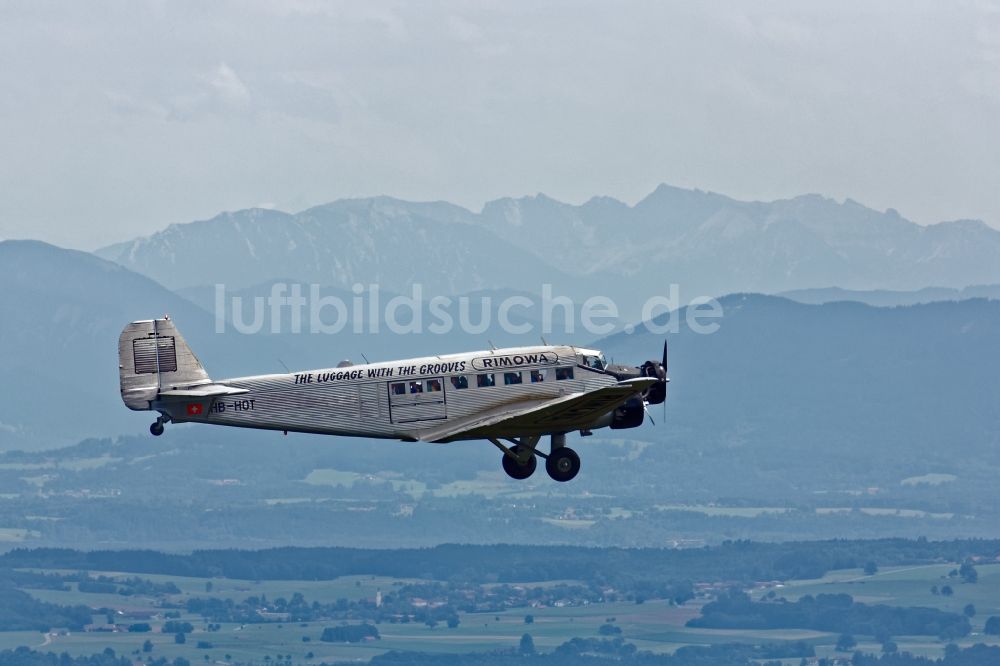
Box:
<box><xmin>2</xmin><ymin>1</ymin><xmax>999</xmax><ymax>250</ymax></box>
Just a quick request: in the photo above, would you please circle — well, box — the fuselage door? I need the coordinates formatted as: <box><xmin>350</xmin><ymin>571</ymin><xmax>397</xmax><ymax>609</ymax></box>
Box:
<box><xmin>358</xmin><ymin>383</ymin><xmax>381</xmax><ymax>420</ymax></box>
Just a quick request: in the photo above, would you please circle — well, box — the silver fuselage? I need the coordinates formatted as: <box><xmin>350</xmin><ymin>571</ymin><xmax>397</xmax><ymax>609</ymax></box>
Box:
<box><xmin>154</xmin><ymin>345</ymin><xmax>617</xmax><ymax>441</ymax></box>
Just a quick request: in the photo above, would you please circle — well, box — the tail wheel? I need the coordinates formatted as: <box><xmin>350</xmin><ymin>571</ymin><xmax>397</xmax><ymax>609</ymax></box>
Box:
<box><xmin>150</xmin><ymin>421</ymin><xmax>164</xmax><ymax>437</ymax></box>
<box><xmin>546</xmin><ymin>447</ymin><xmax>580</xmax><ymax>482</ymax></box>
<box><xmin>501</xmin><ymin>445</ymin><xmax>537</xmax><ymax>480</ymax></box>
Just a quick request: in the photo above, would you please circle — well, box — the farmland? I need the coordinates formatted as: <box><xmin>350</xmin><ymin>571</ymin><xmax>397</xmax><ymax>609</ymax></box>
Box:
<box><xmin>2</xmin><ymin>554</ymin><xmax>999</xmax><ymax>664</ymax></box>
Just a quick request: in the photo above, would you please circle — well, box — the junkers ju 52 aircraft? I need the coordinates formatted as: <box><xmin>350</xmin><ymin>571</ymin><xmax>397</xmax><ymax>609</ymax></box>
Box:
<box><xmin>118</xmin><ymin>318</ymin><xmax>668</xmax><ymax>482</ymax></box>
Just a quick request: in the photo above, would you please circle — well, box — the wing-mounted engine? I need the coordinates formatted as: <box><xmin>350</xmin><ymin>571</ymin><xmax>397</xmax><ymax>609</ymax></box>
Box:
<box><xmin>610</xmin><ymin>396</ymin><xmax>645</xmax><ymax>429</ymax></box>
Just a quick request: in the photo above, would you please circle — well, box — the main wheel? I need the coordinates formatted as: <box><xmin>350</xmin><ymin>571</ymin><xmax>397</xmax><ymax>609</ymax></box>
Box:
<box><xmin>501</xmin><ymin>446</ymin><xmax>537</xmax><ymax>480</ymax></box>
<box><xmin>149</xmin><ymin>421</ymin><xmax>164</xmax><ymax>437</ymax></box>
<box><xmin>546</xmin><ymin>447</ymin><xmax>580</xmax><ymax>482</ymax></box>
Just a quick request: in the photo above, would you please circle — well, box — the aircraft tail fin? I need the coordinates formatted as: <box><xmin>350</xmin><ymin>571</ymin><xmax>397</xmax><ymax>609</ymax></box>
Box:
<box><xmin>118</xmin><ymin>318</ymin><xmax>211</xmax><ymax>411</ymax></box>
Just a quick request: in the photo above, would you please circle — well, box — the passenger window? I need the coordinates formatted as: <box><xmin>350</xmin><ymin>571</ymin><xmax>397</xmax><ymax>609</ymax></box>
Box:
<box><xmin>530</xmin><ymin>370</ymin><xmax>545</xmax><ymax>383</ymax></box>
<box><xmin>504</xmin><ymin>371</ymin><xmax>523</xmax><ymax>385</ymax></box>
<box><xmin>426</xmin><ymin>379</ymin><xmax>442</xmax><ymax>392</ymax></box>
<box><xmin>391</xmin><ymin>382</ymin><xmax>406</xmax><ymax>395</ymax></box>
<box><xmin>450</xmin><ymin>375</ymin><xmax>469</xmax><ymax>389</ymax></box>
<box><xmin>556</xmin><ymin>367</ymin><xmax>574</xmax><ymax>380</ymax></box>
<box><xmin>477</xmin><ymin>373</ymin><xmax>495</xmax><ymax>388</ymax></box>
<box><xmin>409</xmin><ymin>381</ymin><xmax>424</xmax><ymax>393</ymax></box>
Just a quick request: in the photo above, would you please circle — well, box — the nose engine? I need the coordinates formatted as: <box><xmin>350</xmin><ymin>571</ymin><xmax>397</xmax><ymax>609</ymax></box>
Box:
<box><xmin>603</xmin><ymin>340</ymin><xmax>669</xmax><ymax>430</ymax></box>
<box><xmin>640</xmin><ymin>354</ymin><xmax>667</xmax><ymax>405</ymax></box>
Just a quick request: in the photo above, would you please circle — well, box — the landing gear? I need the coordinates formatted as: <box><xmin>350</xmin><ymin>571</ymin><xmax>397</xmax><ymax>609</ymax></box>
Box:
<box><xmin>491</xmin><ymin>434</ymin><xmax>582</xmax><ymax>482</ymax></box>
<box><xmin>501</xmin><ymin>445</ymin><xmax>537</xmax><ymax>480</ymax></box>
<box><xmin>546</xmin><ymin>447</ymin><xmax>580</xmax><ymax>482</ymax></box>
<box><xmin>149</xmin><ymin>415</ymin><xmax>167</xmax><ymax>437</ymax></box>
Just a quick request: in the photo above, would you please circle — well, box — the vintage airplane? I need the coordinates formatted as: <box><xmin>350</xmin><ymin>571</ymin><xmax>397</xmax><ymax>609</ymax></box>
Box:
<box><xmin>118</xmin><ymin>318</ymin><xmax>668</xmax><ymax>482</ymax></box>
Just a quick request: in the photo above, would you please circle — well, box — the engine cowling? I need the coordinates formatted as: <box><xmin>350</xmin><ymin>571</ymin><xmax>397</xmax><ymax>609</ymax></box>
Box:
<box><xmin>640</xmin><ymin>359</ymin><xmax>667</xmax><ymax>405</ymax></box>
<box><xmin>610</xmin><ymin>397</ymin><xmax>645</xmax><ymax>429</ymax></box>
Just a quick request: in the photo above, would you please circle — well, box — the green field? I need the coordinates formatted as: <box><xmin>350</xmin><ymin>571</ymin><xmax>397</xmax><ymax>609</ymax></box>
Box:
<box><xmin>755</xmin><ymin>563</ymin><xmax>1000</xmax><ymax>658</ymax></box>
<box><xmin>4</xmin><ymin>564</ymin><xmax>1000</xmax><ymax>663</ymax></box>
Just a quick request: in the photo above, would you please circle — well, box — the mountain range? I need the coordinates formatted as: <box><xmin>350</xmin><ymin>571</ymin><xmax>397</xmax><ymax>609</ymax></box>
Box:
<box><xmin>96</xmin><ymin>185</ymin><xmax>1000</xmax><ymax>317</ymax></box>
<box><xmin>780</xmin><ymin>284</ymin><xmax>1000</xmax><ymax>307</ymax></box>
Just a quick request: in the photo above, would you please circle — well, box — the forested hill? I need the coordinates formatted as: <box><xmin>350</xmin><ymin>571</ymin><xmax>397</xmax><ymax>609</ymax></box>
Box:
<box><xmin>4</xmin><ymin>539</ymin><xmax>999</xmax><ymax>585</ymax></box>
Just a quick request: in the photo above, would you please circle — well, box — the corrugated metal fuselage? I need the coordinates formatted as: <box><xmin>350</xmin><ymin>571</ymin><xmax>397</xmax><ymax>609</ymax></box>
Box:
<box><xmin>154</xmin><ymin>345</ymin><xmax>616</xmax><ymax>442</ymax></box>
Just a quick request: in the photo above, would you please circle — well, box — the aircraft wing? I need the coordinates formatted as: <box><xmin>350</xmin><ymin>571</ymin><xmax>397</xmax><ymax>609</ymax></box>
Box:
<box><xmin>157</xmin><ymin>383</ymin><xmax>249</xmax><ymax>398</ymax></box>
<box><xmin>417</xmin><ymin>377</ymin><xmax>656</xmax><ymax>443</ymax></box>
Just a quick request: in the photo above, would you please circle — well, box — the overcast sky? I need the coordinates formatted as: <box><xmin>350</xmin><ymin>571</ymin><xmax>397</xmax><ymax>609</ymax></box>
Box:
<box><xmin>2</xmin><ymin>0</ymin><xmax>999</xmax><ymax>249</ymax></box>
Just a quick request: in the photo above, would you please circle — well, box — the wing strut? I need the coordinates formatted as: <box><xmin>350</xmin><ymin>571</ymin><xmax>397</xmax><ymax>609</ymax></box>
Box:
<box><xmin>488</xmin><ymin>436</ymin><xmax>542</xmax><ymax>463</ymax></box>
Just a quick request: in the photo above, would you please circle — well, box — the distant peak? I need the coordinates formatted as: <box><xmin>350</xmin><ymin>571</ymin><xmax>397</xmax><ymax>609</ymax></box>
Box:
<box><xmin>930</xmin><ymin>218</ymin><xmax>993</xmax><ymax>232</ymax></box>
<box><xmin>789</xmin><ymin>192</ymin><xmax>833</xmax><ymax>204</ymax></box>
<box><xmin>582</xmin><ymin>195</ymin><xmax>628</xmax><ymax>208</ymax></box>
<box><xmin>650</xmin><ymin>182</ymin><xmax>694</xmax><ymax>196</ymax></box>
<box><xmin>638</xmin><ymin>182</ymin><xmax>730</xmax><ymax>206</ymax></box>
<box><xmin>0</xmin><ymin>238</ymin><xmax>67</xmax><ymax>252</ymax></box>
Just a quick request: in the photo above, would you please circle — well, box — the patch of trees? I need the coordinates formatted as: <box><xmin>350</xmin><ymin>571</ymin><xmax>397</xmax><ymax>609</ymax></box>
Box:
<box><xmin>554</xmin><ymin>637</ymin><xmax>636</xmax><ymax>658</ymax></box>
<box><xmin>0</xmin><ymin>647</ymin><xmax>132</xmax><ymax>666</ymax></box>
<box><xmin>1</xmin><ymin>568</ymin><xmax>180</xmax><ymax>597</ymax></box>
<box><xmin>0</xmin><ymin>568</ymin><xmax>68</xmax><ymax>591</ymax></box>
<box><xmin>0</xmin><ymin>647</ymin><xmax>192</xmax><ymax>666</ymax></box>
<box><xmin>852</xmin><ymin>643</ymin><xmax>1000</xmax><ymax>665</ymax></box>
<box><xmin>162</xmin><ymin>620</ymin><xmax>193</xmax><ymax>634</ymax></box>
<box><xmin>320</xmin><ymin>623</ymin><xmax>380</xmax><ymax>643</ymax></box>
<box><xmin>669</xmin><ymin>641</ymin><xmax>814</xmax><ymax>662</ymax></box>
<box><xmin>4</xmin><ymin>642</ymin><xmax>1000</xmax><ymax>666</ymax></box>
<box><xmin>0</xmin><ymin>584</ymin><xmax>93</xmax><ymax>631</ymax></box>
<box><xmin>688</xmin><ymin>590</ymin><xmax>970</xmax><ymax>640</ymax></box>
<box><xmin>182</xmin><ymin>581</ymin><xmax>633</xmax><ymax>627</ymax></box>
<box><xmin>366</xmin><ymin>638</ymin><xmax>814</xmax><ymax>665</ymax></box>
<box><xmin>77</xmin><ymin>581</ymin><xmax>117</xmax><ymax>594</ymax></box>
<box><xmin>3</xmin><ymin>538</ymin><xmax>998</xmax><ymax>590</ymax></box>
<box><xmin>71</xmin><ymin>573</ymin><xmax>180</xmax><ymax>596</ymax></box>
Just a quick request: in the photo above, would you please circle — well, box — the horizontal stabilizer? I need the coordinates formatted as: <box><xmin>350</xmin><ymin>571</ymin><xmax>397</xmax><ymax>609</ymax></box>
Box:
<box><xmin>158</xmin><ymin>384</ymin><xmax>249</xmax><ymax>398</ymax></box>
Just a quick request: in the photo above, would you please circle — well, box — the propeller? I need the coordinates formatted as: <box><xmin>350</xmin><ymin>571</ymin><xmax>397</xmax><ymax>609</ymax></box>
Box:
<box><xmin>661</xmin><ymin>338</ymin><xmax>668</xmax><ymax>421</ymax></box>
<box><xmin>640</xmin><ymin>339</ymin><xmax>669</xmax><ymax>423</ymax></box>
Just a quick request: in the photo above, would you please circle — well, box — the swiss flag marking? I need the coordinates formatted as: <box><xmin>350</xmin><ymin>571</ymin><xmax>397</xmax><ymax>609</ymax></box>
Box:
<box><xmin>186</xmin><ymin>403</ymin><xmax>203</xmax><ymax>416</ymax></box>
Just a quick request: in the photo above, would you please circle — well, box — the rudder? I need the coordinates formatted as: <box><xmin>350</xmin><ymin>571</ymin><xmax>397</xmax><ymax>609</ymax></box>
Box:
<box><xmin>118</xmin><ymin>318</ymin><xmax>210</xmax><ymax>411</ymax></box>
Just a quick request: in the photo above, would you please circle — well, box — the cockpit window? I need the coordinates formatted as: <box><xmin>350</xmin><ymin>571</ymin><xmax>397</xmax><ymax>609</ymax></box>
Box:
<box><xmin>582</xmin><ymin>354</ymin><xmax>606</xmax><ymax>370</ymax></box>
